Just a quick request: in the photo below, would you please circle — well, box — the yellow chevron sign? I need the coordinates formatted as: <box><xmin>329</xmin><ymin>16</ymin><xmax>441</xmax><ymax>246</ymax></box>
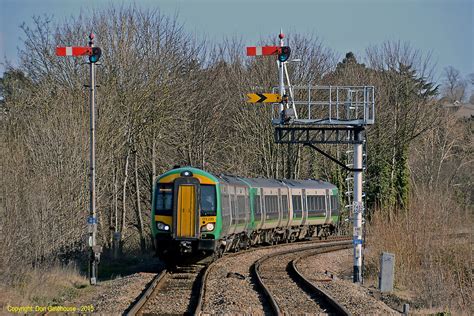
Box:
<box><xmin>247</xmin><ymin>93</ymin><xmax>282</xmax><ymax>103</ymax></box>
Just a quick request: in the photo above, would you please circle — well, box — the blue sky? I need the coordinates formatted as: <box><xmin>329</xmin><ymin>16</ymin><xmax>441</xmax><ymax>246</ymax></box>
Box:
<box><xmin>0</xmin><ymin>0</ymin><xmax>472</xmax><ymax>82</ymax></box>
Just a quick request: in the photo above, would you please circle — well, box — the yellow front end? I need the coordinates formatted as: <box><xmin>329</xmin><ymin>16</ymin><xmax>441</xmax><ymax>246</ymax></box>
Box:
<box><xmin>153</xmin><ymin>168</ymin><xmax>218</xmax><ymax>261</ymax></box>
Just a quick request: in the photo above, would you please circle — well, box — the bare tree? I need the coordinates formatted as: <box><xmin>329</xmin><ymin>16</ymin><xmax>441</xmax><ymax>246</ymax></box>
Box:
<box><xmin>442</xmin><ymin>66</ymin><xmax>467</xmax><ymax>102</ymax></box>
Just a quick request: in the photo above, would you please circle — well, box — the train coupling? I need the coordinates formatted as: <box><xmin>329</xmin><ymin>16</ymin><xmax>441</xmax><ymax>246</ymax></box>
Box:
<box><xmin>179</xmin><ymin>241</ymin><xmax>193</xmax><ymax>253</ymax></box>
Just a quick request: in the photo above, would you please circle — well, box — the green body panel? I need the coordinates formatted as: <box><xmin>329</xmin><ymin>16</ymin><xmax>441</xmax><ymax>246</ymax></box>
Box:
<box><xmin>248</xmin><ymin>187</ymin><xmax>256</xmax><ymax>230</ymax></box>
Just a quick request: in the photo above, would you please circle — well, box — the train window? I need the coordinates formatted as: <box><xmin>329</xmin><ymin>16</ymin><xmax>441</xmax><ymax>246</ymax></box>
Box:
<box><xmin>156</xmin><ymin>183</ymin><xmax>173</xmax><ymax>216</ymax></box>
<box><xmin>264</xmin><ymin>196</ymin><xmax>271</xmax><ymax>213</ymax></box>
<box><xmin>201</xmin><ymin>185</ymin><xmax>216</xmax><ymax>216</ymax></box>
<box><xmin>264</xmin><ymin>195</ymin><xmax>279</xmax><ymax>220</ymax></box>
<box><xmin>237</xmin><ymin>195</ymin><xmax>246</xmax><ymax>224</ymax></box>
<box><xmin>265</xmin><ymin>195</ymin><xmax>278</xmax><ymax>214</ymax></box>
<box><xmin>231</xmin><ymin>194</ymin><xmax>236</xmax><ymax>224</ymax></box>
<box><xmin>281</xmin><ymin>195</ymin><xmax>288</xmax><ymax>213</ymax></box>
<box><xmin>306</xmin><ymin>195</ymin><xmax>316</xmax><ymax>211</ymax></box>
<box><xmin>292</xmin><ymin>195</ymin><xmax>301</xmax><ymax>211</ymax></box>
<box><xmin>221</xmin><ymin>193</ymin><xmax>229</xmax><ymax>215</ymax></box>
<box><xmin>318</xmin><ymin>196</ymin><xmax>325</xmax><ymax>210</ymax></box>
<box><xmin>255</xmin><ymin>195</ymin><xmax>261</xmax><ymax>215</ymax></box>
<box><xmin>331</xmin><ymin>195</ymin><xmax>339</xmax><ymax>211</ymax></box>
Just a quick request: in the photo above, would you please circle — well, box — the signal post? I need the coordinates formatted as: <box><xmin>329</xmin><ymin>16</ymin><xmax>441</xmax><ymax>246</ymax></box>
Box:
<box><xmin>246</xmin><ymin>32</ymin><xmax>375</xmax><ymax>283</ymax></box>
<box><xmin>56</xmin><ymin>33</ymin><xmax>103</xmax><ymax>285</ymax></box>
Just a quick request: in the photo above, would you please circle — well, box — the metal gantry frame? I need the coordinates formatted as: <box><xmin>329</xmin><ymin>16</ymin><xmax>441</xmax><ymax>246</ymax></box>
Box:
<box><xmin>273</xmin><ymin>33</ymin><xmax>374</xmax><ymax>284</ymax></box>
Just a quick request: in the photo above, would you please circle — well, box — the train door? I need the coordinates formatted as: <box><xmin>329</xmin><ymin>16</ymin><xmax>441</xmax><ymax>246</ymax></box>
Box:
<box><xmin>220</xmin><ymin>184</ymin><xmax>231</xmax><ymax>235</ymax></box>
<box><xmin>173</xmin><ymin>177</ymin><xmax>200</xmax><ymax>239</ymax></box>
<box><xmin>325</xmin><ymin>189</ymin><xmax>331</xmax><ymax>223</ymax></box>
<box><xmin>280</xmin><ymin>188</ymin><xmax>289</xmax><ymax>227</ymax></box>
<box><xmin>254</xmin><ymin>188</ymin><xmax>263</xmax><ymax>230</ymax></box>
<box><xmin>228</xmin><ymin>186</ymin><xmax>236</xmax><ymax>235</ymax></box>
<box><xmin>277</xmin><ymin>188</ymin><xmax>282</xmax><ymax>227</ymax></box>
<box><xmin>301</xmin><ymin>189</ymin><xmax>307</xmax><ymax>225</ymax></box>
<box><xmin>244</xmin><ymin>187</ymin><xmax>250</xmax><ymax>231</ymax></box>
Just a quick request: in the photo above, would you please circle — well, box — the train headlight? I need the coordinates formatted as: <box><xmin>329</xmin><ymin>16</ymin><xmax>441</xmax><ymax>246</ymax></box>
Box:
<box><xmin>206</xmin><ymin>223</ymin><xmax>215</xmax><ymax>231</ymax></box>
<box><xmin>201</xmin><ymin>222</ymin><xmax>215</xmax><ymax>232</ymax></box>
<box><xmin>157</xmin><ymin>222</ymin><xmax>170</xmax><ymax>231</ymax></box>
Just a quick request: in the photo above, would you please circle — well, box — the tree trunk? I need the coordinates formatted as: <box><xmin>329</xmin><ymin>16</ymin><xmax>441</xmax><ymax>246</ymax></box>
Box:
<box><xmin>134</xmin><ymin>148</ymin><xmax>146</xmax><ymax>252</ymax></box>
<box><xmin>120</xmin><ymin>146</ymin><xmax>131</xmax><ymax>250</ymax></box>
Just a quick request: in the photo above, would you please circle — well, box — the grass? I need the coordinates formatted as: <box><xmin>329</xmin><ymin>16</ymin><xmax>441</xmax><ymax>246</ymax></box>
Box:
<box><xmin>0</xmin><ymin>263</ymin><xmax>90</xmax><ymax>308</ymax></box>
<box><xmin>0</xmin><ymin>250</ymin><xmax>161</xmax><ymax>311</ymax></box>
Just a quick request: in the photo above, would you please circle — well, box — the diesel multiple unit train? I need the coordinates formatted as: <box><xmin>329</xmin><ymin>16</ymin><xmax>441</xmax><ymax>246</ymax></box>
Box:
<box><xmin>151</xmin><ymin>167</ymin><xmax>340</xmax><ymax>262</ymax></box>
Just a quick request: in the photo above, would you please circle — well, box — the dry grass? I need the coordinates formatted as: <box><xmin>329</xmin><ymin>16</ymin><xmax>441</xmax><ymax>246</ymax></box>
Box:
<box><xmin>0</xmin><ymin>263</ymin><xmax>89</xmax><ymax>308</ymax></box>
<box><xmin>366</xmin><ymin>187</ymin><xmax>472</xmax><ymax>313</ymax></box>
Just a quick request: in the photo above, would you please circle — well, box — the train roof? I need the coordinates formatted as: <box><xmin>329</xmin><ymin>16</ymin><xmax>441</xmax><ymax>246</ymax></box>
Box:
<box><xmin>237</xmin><ymin>177</ymin><xmax>336</xmax><ymax>190</ymax></box>
<box><xmin>282</xmin><ymin>179</ymin><xmax>336</xmax><ymax>189</ymax></box>
<box><xmin>218</xmin><ymin>174</ymin><xmax>248</xmax><ymax>186</ymax></box>
<box><xmin>238</xmin><ymin>177</ymin><xmax>285</xmax><ymax>188</ymax></box>
<box><xmin>157</xmin><ymin>167</ymin><xmax>337</xmax><ymax>190</ymax></box>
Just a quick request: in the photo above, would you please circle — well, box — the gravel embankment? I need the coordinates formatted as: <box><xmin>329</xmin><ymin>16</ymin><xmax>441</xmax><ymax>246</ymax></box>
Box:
<box><xmin>202</xmin><ymin>241</ymin><xmax>328</xmax><ymax>315</ymax></box>
<box><xmin>67</xmin><ymin>272</ymin><xmax>157</xmax><ymax>314</ymax></box>
<box><xmin>297</xmin><ymin>248</ymin><xmax>398</xmax><ymax>315</ymax></box>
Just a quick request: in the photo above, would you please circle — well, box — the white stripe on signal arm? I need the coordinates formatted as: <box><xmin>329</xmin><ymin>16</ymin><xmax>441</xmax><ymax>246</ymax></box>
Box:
<box><xmin>66</xmin><ymin>47</ymin><xmax>73</xmax><ymax>56</ymax></box>
<box><xmin>256</xmin><ymin>46</ymin><xmax>262</xmax><ymax>55</ymax></box>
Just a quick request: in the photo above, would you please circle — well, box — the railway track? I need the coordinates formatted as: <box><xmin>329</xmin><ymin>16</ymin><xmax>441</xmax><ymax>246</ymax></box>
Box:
<box><xmin>197</xmin><ymin>236</ymin><xmax>351</xmax><ymax>314</ymax></box>
<box><xmin>252</xmin><ymin>239</ymin><xmax>352</xmax><ymax>315</ymax></box>
<box><xmin>126</xmin><ymin>265</ymin><xmax>206</xmax><ymax>316</ymax></box>
<box><xmin>126</xmin><ymin>236</ymin><xmax>351</xmax><ymax>315</ymax></box>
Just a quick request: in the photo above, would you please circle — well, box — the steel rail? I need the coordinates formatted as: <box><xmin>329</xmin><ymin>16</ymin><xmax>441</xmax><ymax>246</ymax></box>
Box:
<box><xmin>291</xmin><ymin>245</ymin><xmax>352</xmax><ymax>316</ymax></box>
<box><xmin>196</xmin><ymin>235</ymin><xmax>350</xmax><ymax>314</ymax></box>
<box><xmin>252</xmin><ymin>238</ymin><xmax>351</xmax><ymax>315</ymax></box>
<box><xmin>125</xmin><ymin>269</ymin><xmax>167</xmax><ymax>316</ymax></box>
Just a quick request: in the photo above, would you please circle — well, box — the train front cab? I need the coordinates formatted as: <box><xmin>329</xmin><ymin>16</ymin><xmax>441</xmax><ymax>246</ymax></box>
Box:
<box><xmin>153</xmin><ymin>168</ymin><xmax>219</xmax><ymax>262</ymax></box>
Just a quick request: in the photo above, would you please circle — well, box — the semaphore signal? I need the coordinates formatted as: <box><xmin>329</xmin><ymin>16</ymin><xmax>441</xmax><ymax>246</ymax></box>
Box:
<box><xmin>56</xmin><ymin>45</ymin><xmax>102</xmax><ymax>63</ymax></box>
<box><xmin>56</xmin><ymin>46</ymin><xmax>91</xmax><ymax>56</ymax></box>
<box><xmin>245</xmin><ymin>30</ymin><xmax>375</xmax><ymax>285</ymax></box>
<box><xmin>246</xmin><ymin>32</ymin><xmax>297</xmax><ymax>122</ymax></box>
<box><xmin>56</xmin><ymin>33</ymin><xmax>102</xmax><ymax>286</ymax></box>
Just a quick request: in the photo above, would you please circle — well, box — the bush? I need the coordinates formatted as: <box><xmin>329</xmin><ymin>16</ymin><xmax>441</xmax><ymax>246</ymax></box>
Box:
<box><xmin>366</xmin><ymin>187</ymin><xmax>471</xmax><ymax>312</ymax></box>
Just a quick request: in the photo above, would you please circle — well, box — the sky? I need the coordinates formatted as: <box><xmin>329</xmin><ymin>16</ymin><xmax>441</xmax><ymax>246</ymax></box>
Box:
<box><xmin>0</xmin><ymin>0</ymin><xmax>472</xmax><ymax>82</ymax></box>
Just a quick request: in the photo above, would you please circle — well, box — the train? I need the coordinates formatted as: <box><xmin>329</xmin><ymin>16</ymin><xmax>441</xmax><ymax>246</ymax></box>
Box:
<box><xmin>151</xmin><ymin>166</ymin><xmax>340</xmax><ymax>263</ymax></box>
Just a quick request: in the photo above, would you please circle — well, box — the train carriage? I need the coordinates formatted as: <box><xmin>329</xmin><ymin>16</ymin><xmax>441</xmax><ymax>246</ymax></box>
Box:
<box><xmin>152</xmin><ymin>166</ymin><xmax>340</xmax><ymax>264</ymax></box>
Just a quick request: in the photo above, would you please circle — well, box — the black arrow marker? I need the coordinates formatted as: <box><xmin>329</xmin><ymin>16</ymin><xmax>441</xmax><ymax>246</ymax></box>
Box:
<box><xmin>257</xmin><ymin>93</ymin><xmax>267</xmax><ymax>102</ymax></box>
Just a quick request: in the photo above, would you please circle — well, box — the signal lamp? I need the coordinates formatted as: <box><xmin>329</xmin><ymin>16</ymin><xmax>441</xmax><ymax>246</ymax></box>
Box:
<box><xmin>278</xmin><ymin>46</ymin><xmax>291</xmax><ymax>63</ymax></box>
<box><xmin>89</xmin><ymin>47</ymin><xmax>102</xmax><ymax>63</ymax></box>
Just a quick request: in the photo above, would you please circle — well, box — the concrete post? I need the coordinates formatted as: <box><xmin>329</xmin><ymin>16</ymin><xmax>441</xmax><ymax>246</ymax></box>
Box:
<box><xmin>379</xmin><ymin>252</ymin><xmax>395</xmax><ymax>292</ymax></box>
